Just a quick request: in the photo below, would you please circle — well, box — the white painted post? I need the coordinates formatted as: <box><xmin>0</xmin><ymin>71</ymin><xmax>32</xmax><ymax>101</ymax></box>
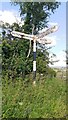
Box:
<box><xmin>33</xmin><ymin>39</ymin><xmax>36</xmax><ymax>81</ymax></box>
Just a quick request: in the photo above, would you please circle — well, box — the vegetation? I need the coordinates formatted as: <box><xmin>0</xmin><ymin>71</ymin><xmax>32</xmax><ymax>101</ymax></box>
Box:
<box><xmin>11</xmin><ymin>2</ymin><xmax>60</xmax><ymax>34</ymax></box>
<box><xmin>1</xmin><ymin>1</ymin><xmax>67</xmax><ymax>119</ymax></box>
<box><xmin>2</xmin><ymin>1</ymin><xmax>61</xmax><ymax>79</ymax></box>
<box><xmin>2</xmin><ymin>74</ymin><xmax>66</xmax><ymax>118</ymax></box>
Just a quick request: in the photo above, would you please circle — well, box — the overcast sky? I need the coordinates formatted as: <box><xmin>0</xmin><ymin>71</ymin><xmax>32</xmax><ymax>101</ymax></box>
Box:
<box><xmin>0</xmin><ymin>1</ymin><xmax>66</xmax><ymax>67</ymax></box>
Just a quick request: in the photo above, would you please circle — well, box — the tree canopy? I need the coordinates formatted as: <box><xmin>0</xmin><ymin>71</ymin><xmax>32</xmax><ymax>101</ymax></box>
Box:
<box><xmin>2</xmin><ymin>2</ymin><xmax>61</xmax><ymax>80</ymax></box>
<box><xmin>11</xmin><ymin>2</ymin><xmax>60</xmax><ymax>34</ymax></box>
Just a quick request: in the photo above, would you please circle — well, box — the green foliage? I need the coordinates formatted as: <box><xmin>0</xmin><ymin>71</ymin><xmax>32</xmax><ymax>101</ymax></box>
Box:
<box><xmin>2</xmin><ymin>37</ymin><xmax>56</xmax><ymax>80</ymax></box>
<box><xmin>2</xmin><ymin>38</ymin><xmax>32</xmax><ymax>79</ymax></box>
<box><xmin>2</xmin><ymin>76</ymin><xmax>66</xmax><ymax>118</ymax></box>
<box><xmin>2</xmin><ymin>2</ymin><xmax>60</xmax><ymax>79</ymax></box>
<box><xmin>1</xmin><ymin>2</ymin><xmax>67</xmax><ymax>119</ymax></box>
<box><xmin>11</xmin><ymin>2</ymin><xmax>60</xmax><ymax>33</ymax></box>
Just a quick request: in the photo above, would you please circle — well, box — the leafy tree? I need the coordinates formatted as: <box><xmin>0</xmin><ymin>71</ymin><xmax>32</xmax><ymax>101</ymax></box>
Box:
<box><xmin>11</xmin><ymin>2</ymin><xmax>60</xmax><ymax>33</ymax></box>
<box><xmin>2</xmin><ymin>2</ymin><xmax>60</xmax><ymax>80</ymax></box>
<box><xmin>1</xmin><ymin>22</ymin><xmax>33</xmax><ymax>79</ymax></box>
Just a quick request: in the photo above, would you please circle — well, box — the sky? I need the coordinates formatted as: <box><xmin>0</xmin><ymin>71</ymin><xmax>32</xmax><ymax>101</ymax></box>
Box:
<box><xmin>0</xmin><ymin>1</ymin><xmax>66</xmax><ymax>67</ymax></box>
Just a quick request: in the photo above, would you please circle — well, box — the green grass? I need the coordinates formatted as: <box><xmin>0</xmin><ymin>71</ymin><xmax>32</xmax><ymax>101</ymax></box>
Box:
<box><xmin>2</xmin><ymin>75</ymin><xmax>66</xmax><ymax>118</ymax></box>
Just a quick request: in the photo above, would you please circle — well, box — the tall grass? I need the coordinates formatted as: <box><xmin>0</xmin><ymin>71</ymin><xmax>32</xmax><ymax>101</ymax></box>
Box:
<box><xmin>2</xmin><ymin>74</ymin><xmax>66</xmax><ymax>118</ymax></box>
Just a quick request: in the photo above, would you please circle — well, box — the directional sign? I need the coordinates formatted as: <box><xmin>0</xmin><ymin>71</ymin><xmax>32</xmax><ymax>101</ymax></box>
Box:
<box><xmin>36</xmin><ymin>25</ymin><xmax>59</xmax><ymax>39</ymax></box>
<box><xmin>11</xmin><ymin>31</ymin><xmax>52</xmax><ymax>44</ymax></box>
<box><xmin>11</xmin><ymin>25</ymin><xmax>59</xmax><ymax>45</ymax></box>
<box><xmin>11</xmin><ymin>31</ymin><xmax>34</xmax><ymax>39</ymax></box>
<box><xmin>11</xmin><ymin>24</ymin><xmax>59</xmax><ymax>84</ymax></box>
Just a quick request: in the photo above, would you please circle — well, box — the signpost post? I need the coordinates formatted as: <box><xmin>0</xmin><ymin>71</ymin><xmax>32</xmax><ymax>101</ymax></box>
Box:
<box><xmin>11</xmin><ymin>25</ymin><xmax>59</xmax><ymax>84</ymax></box>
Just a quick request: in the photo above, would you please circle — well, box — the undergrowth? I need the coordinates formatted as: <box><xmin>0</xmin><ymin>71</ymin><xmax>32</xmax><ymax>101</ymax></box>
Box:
<box><xmin>2</xmin><ymin>74</ymin><xmax>66</xmax><ymax>118</ymax></box>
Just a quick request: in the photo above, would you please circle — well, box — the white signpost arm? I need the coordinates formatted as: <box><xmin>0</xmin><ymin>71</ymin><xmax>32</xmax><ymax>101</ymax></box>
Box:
<box><xmin>11</xmin><ymin>24</ymin><xmax>59</xmax><ymax>84</ymax></box>
<box><xmin>36</xmin><ymin>25</ymin><xmax>59</xmax><ymax>39</ymax></box>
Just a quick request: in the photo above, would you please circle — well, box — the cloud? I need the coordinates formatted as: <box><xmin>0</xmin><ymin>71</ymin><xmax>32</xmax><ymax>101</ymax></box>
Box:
<box><xmin>0</xmin><ymin>10</ymin><xmax>24</xmax><ymax>25</ymax></box>
<box><xmin>49</xmin><ymin>51</ymin><xmax>66</xmax><ymax>67</ymax></box>
<box><xmin>44</xmin><ymin>36</ymin><xmax>57</xmax><ymax>47</ymax></box>
<box><xmin>48</xmin><ymin>22</ymin><xmax>58</xmax><ymax>26</ymax></box>
<box><xmin>0</xmin><ymin>10</ymin><xmax>16</xmax><ymax>25</ymax></box>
